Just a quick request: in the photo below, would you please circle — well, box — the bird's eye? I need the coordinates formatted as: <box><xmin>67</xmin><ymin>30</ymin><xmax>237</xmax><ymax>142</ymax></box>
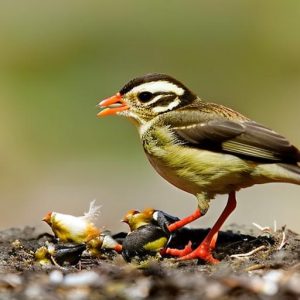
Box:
<box><xmin>138</xmin><ymin>92</ymin><xmax>153</xmax><ymax>102</ymax></box>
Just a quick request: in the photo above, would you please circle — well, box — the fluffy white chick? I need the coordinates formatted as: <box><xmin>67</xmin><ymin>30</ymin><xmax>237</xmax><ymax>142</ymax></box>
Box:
<box><xmin>43</xmin><ymin>200</ymin><xmax>101</xmax><ymax>244</ymax></box>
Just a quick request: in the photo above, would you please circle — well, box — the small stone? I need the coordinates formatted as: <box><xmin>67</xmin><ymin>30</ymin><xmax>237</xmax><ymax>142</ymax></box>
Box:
<box><xmin>24</xmin><ymin>283</ymin><xmax>45</xmax><ymax>300</ymax></box>
<box><xmin>205</xmin><ymin>282</ymin><xmax>227</xmax><ymax>299</ymax></box>
<box><xmin>11</xmin><ymin>239</ymin><xmax>22</xmax><ymax>249</ymax></box>
<box><xmin>63</xmin><ymin>271</ymin><xmax>101</xmax><ymax>287</ymax></box>
<box><xmin>49</xmin><ymin>270</ymin><xmax>64</xmax><ymax>284</ymax></box>
<box><xmin>124</xmin><ymin>278</ymin><xmax>151</xmax><ymax>299</ymax></box>
<box><xmin>286</xmin><ymin>273</ymin><xmax>300</xmax><ymax>294</ymax></box>
<box><xmin>0</xmin><ymin>274</ymin><xmax>22</xmax><ymax>287</ymax></box>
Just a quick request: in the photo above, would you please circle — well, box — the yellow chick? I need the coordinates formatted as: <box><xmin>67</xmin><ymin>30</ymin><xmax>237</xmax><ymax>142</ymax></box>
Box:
<box><xmin>35</xmin><ymin>242</ymin><xmax>86</xmax><ymax>266</ymax></box>
<box><xmin>121</xmin><ymin>208</ymin><xmax>175</xmax><ymax>261</ymax></box>
<box><xmin>87</xmin><ymin>231</ymin><xmax>123</xmax><ymax>257</ymax></box>
<box><xmin>43</xmin><ymin>200</ymin><xmax>101</xmax><ymax>244</ymax></box>
<box><xmin>35</xmin><ymin>245</ymin><xmax>53</xmax><ymax>265</ymax></box>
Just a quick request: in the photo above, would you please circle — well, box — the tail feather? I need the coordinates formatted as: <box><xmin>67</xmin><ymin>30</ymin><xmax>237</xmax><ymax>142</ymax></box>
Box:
<box><xmin>83</xmin><ymin>200</ymin><xmax>101</xmax><ymax>221</ymax></box>
<box><xmin>279</xmin><ymin>163</ymin><xmax>300</xmax><ymax>176</ymax></box>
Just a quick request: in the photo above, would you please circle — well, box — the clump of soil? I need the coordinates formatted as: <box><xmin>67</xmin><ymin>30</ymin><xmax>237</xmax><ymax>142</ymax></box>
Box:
<box><xmin>0</xmin><ymin>225</ymin><xmax>300</xmax><ymax>299</ymax></box>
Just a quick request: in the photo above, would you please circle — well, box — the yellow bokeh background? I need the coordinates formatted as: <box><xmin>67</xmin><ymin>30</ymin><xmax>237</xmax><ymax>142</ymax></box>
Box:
<box><xmin>1</xmin><ymin>1</ymin><xmax>300</xmax><ymax>233</ymax></box>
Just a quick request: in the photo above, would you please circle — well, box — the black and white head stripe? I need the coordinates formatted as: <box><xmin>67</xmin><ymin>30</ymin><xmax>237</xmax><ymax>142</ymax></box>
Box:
<box><xmin>120</xmin><ymin>73</ymin><xmax>188</xmax><ymax>95</ymax></box>
<box><xmin>119</xmin><ymin>73</ymin><xmax>196</xmax><ymax>112</ymax></box>
<box><xmin>129</xmin><ymin>80</ymin><xmax>185</xmax><ymax>97</ymax></box>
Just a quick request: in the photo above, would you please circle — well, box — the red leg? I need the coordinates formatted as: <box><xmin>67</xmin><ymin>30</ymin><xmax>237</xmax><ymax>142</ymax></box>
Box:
<box><xmin>165</xmin><ymin>241</ymin><xmax>193</xmax><ymax>257</ymax></box>
<box><xmin>168</xmin><ymin>209</ymin><xmax>201</xmax><ymax>232</ymax></box>
<box><xmin>179</xmin><ymin>192</ymin><xmax>237</xmax><ymax>264</ymax></box>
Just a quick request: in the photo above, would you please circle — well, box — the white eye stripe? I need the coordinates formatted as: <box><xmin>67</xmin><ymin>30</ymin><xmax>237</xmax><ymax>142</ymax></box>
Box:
<box><xmin>152</xmin><ymin>98</ymin><xmax>181</xmax><ymax>113</ymax></box>
<box><xmin>144</xmin><ymin>94</ymin><xmax>169</xmax><ymax>106</ymax></box>
<box><xmin>130</xmin><ymin>80</ymin><xmax>185</xmax><ymax>96</ymax></box>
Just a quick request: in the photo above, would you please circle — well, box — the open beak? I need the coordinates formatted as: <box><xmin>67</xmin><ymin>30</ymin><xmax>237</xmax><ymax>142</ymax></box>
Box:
<box><xmin>120</xmin><ymin>218</ymin><xmax>128</xmax><ymax>224</ymax></box>
<box><xmin>97</xmin><ymin>92</ymin><xmax>129</xmax><ymax>117</ymax></box>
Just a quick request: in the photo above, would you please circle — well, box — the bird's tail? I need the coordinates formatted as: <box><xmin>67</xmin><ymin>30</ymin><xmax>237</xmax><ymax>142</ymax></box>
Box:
<box><xmin>276</xmin><ymin>163</ymin><xmax>300</xmax><ymax>185</ymax></box>
<box><xmin>84</xmin><ymin>199</ymin><xmax>101</xmax><ymax>221</ymax></box>
<box><xmin>279</xmin><ymin>163</ymin><xmax>300</xmax><ymax>176</ymax></box>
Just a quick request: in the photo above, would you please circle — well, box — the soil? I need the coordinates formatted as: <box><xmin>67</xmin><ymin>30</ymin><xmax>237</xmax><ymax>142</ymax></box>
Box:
<box><xmin>0</xmin><ymin>225</ymin><xmax>300</xmax><ymax>300</ymax></box>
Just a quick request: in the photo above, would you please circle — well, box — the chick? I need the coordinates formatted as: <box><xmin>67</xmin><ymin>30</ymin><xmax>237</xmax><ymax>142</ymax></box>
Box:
<box><xmin>121</xmin><ymin>208</ymin><xmax>179</xmax><ymax>261</ymax></box>
<box><xmin>43</xmin><ymin>200</ymin><xmax>101</xmax><ymax>244</ymax></box>
<box><xmin>87</xmin><ymin>231</ymin><xmax>122</xmax><ymax>257</ymax></box>
<box><xmin>35</xmin><ymin>245</ymin><xmax>52</xmax><ymax>265</ymax></box>
<box><xmin>35</xmin><ymin>242</ymin><xmax>86</xmax><ymax>266</ymax></box>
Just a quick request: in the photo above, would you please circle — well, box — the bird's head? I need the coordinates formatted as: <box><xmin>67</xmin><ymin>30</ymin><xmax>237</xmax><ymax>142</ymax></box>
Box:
<box><xmin>121</xmin><ymin>209</ymin><xmax>140</xmax><ymax>225</ymax></box>
<box><xmin>42</xmin><ymin>212</ymin><xmax>53</xmax><ymax>225</ymax></box>
<box><xmin>121</xmin><ymin>208</ymin><xmax>155</xmax><ymax>231</ymax></box>
<box><xmin>97</xmin><ymin>73</ymin><xmax>197</xmax><ymax>125</ymax></box>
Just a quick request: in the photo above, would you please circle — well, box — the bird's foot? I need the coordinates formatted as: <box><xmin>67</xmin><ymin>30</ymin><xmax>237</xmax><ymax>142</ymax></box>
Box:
<box><xmin>164</xmin><ymin>241</ymin><xmax>193</xmax><ymax>257</ymax></box>
<box><xmin>178</xmin><ymin>241</ymin><xmax>219</xmax><ymax>264</ymax></box>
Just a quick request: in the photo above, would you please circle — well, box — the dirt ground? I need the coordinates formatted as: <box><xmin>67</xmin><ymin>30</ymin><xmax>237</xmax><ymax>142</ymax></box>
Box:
<box><xmin>0</xmin><ymin>225</ymin><xmax>300</xmax><ymax>300</ymax></box>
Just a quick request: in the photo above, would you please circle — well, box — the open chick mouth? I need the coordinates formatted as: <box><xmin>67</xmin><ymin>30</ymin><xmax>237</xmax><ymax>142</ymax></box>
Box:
<box><xmin>97</xmin><ymin>92</ymin><xmax>129</xmax><ymax>117</ymax></box>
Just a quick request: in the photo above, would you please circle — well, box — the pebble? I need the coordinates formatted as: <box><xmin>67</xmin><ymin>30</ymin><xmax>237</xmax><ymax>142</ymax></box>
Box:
<box><xmin>63</xmin><ymin>271</ymin><xmax>102</xmax><ymax>287</ymax></box>
<box><xmin>0</xmin><ymin>274</ymin><xmax>22</xmax><ymax>287</ymax></box>
<box><xmin>49</xmin><ymin>270</ymin><xmax>64</xmax><ymax>284</ymax></box>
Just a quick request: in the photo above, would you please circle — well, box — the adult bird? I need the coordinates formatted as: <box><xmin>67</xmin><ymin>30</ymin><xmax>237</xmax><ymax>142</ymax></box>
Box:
<box><xmin>97</xmin><ymin>73</ymin><xmax>300</xmax><ymax>263</ymax></box>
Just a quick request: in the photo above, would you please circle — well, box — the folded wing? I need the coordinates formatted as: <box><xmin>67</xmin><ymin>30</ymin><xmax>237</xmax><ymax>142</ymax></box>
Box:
<box><xmin>174</xmin><ymin>119</ymin><xmax>300</xmax><ymax>164</ymax></box>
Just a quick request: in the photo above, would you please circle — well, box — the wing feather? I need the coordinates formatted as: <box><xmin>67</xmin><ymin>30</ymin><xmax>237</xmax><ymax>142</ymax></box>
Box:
<box><xmin>174</xmin><ymin>118</ymin><xmax>300</xmax><ymax>163</ymax></box>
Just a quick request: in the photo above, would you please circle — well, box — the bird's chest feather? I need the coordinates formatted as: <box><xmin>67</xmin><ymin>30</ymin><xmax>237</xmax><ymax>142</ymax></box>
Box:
<box><xmin>141</xmin><ymin>126</ymin><xmax>256</xmax><ymax>195</ymax></box>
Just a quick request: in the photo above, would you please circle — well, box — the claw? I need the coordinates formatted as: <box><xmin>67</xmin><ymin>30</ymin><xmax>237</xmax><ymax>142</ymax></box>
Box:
<box><xmin>165</xmin><ymin>241</ymin><xmax>193</xmax><ymax>257</ymax></box>
<box><xmin>178</xmin><ymin>241</ymin><xmax>219</xmax><ymax>264</ymax></box>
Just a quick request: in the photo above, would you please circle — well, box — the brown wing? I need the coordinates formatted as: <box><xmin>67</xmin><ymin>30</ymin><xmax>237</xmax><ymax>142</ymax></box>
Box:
<box><xmin>173</xmin><ymin>118</ymin><xmax>300</xmax><ymax>163</ymax></box>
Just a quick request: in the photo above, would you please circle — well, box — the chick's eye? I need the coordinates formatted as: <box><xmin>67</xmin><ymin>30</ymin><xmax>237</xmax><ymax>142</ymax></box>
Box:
<box><xmin>138</xmin><ymin>92</ymin><xmax>153</xmax><ymax>102</ymax></box>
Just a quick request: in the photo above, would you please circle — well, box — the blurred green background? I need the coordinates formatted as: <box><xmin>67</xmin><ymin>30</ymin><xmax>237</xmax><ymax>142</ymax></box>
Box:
<box><xmin>1</xmin><ymin>0</ymin><xmax>300</xmax><ymax>234</ymax></box>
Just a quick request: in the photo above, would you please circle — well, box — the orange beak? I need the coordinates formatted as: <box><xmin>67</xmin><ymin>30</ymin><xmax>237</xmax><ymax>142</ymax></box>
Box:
<box><xmin>42</xmin><ymin>211</ymin><xmax>52</xmax><ymax>224</ymax></box>
<box><xmin>97</xmin><ymin>92</ymin><xmax>129</xmax><ymax>117</ymax></box>
<box><xmin>121</xmin><ymin>209</ymin><xmax>140</xmax><ymax>223</ymax></box>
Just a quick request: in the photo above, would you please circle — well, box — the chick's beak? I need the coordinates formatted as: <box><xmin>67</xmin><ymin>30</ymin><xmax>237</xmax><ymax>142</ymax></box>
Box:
<box><xmin>42</xmin><ymin>212</ymin><xmax>52</xmax><ymax>224</ymax></box>
<box><xmin>97</xmin><ymin>92</ymin><xmax>128</xmax><ymax>117</ymax></box>
<box><xmin>120</xmin><ymin>218</ymin><xmax>128</xmax><ymax>224</ymax></box>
